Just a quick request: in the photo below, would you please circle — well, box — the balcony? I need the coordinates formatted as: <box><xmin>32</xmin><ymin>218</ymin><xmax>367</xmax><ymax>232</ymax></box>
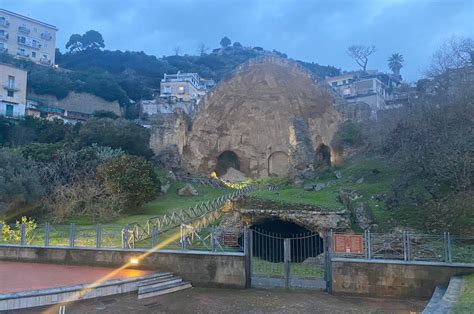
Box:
<box><xmin>16</xmin><ymin>50</ymin><xmax>29</xmax><ymax>58</ymax></box>
<box><xmin>41</xmin><ymin>32</ymin><xmax>52</xmax><ymax>40</ymax></box>
<box><xmin>0</xmin><ymin>19</ymin><xmax>9</xmax><ymax>28</ymax></box>
<box><xmin>18</xmin><ymin>26</ymin><xmax>30</xmax><ymax>34</ymax></box>
<box><xmin>17</xmin><ymin>39</ymin><xmax>41</xmax><ymax>50</ymax></box>
<box><xmin>0</xmin><ymin>32</ymin><xmax>7</xmax><ymax>41</ymax></box>
<box><xmin>0</xmin><ymin>47</ymin><xmax>7</xmax><ymax>53</ymax></box>
<box><xmin>3</xmin><ymin>83</ymin><xmax>20</xmax><ymax>92</ymax></box>
<box><xmin>39</xmin><ymin>57</ymin><xmax>51</xmax><ymax>66</ymax></box>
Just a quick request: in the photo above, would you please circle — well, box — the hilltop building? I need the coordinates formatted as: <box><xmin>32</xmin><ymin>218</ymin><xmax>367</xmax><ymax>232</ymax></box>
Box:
<box><xmin>0</xmin><ymin>8</ymin><xmax>58</xmax><ymax>66</ymax></box>
<box><xmin>326</xmin><ymin>71</ymin><xmax>401</xmax><ymax>112</ymax></box>
<box><xmin>0</xmin><ymin>63</ymin><xmax>27</xmax><ymax>118</ymax></box>
<box><xmin>160</xmin><ymin>72</ymin><xmax>215</xmax><ymax>101</ymax></box>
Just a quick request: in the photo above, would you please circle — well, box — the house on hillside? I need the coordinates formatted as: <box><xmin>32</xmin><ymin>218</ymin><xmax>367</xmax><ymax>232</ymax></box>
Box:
<box><xmin>0</xmin><ymin>8</ymin><xmax>57</xmax><ymax>66</ymax></box>
<box><xmin>326</xmin><ymin>71</ymin><xmax>402</xmax><ymax>112</ymax></box>
<box><xmin>0</xmin><ymin>63</ymin><xmax>26</xmax><ymax>118</ymax></box>
<box><xmin>160</xmin><ymin>72</ymin><xmax>215</xmax><ymax>101</ymax></box>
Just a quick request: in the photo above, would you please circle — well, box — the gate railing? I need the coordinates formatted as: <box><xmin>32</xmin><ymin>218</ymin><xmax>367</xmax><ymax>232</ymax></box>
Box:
<box><xmin>331</xmin><ymin>230</ymin><xmax>474</xmax><ymax>265</ymax></box>
<box><xmin>250</xmin><ymin>228</ymin><xmax>327</xmax><ymax>289</ymax></box>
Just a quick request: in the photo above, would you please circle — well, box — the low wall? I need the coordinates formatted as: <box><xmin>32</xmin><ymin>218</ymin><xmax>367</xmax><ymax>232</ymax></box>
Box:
<box><xmin>332</xmin><ymin>258</ymin><xmax>474</xmax><ymax>298</ymax></box>
<box><xmin>0</xmin><ymin>245</ymin><xmax>246</xmax><ymax>289</ymax></box>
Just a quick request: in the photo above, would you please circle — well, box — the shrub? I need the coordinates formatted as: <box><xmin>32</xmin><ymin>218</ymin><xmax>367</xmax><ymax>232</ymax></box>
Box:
<box><xmin>77</xmin><ymin>118</ymin><xmax>153</xmax><ymax>157</ymax></box>
<box><xmin>0</xmin><ymin>216</ymin><xmax>37</xmax><ymax>244</ymax></box>
<box><xmin>97</xmin><ymin>155</ymin><xmax>160</xmax><ymax>211</ymax></box>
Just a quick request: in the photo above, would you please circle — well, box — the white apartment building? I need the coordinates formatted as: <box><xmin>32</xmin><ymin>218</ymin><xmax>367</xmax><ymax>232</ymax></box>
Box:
<box><xmin>0</xmin><ymin>8</ymin><xmax>58</xmax><ymax>66</ymax></box>
<box><xmin>0</xmin><ymin>63</ymin><xmax>27</xmax><ymax>117</ymax></box>
<box><xmin>160</xmin><ymin>72</ymin><xmax>215</xmax><ymax>101</ymax></box>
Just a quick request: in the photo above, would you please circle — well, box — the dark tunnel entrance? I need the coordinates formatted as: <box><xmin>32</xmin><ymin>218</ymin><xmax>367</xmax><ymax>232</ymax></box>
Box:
<box><xmin>250</xmin><ymin>218</ymin><xmax>324</xmax><ymax>263</ymax></box>
<box><xmin>215</xmin><ymin>151</ymin><xmax>240</xmax><ymax>176</ymax></box>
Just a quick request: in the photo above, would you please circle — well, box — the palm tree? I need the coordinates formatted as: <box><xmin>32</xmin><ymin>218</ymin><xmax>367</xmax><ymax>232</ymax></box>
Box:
<box><xmin>388</xmin><ymin>53</ymin><xmax>404</xmax><ymax>77</ymax></box>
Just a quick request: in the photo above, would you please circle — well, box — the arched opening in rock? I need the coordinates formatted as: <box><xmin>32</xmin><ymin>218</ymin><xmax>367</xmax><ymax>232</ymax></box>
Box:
<box><xmin>316</xmin><ymin>144</ymin><xmax>331</xmax><ymax>168</ymax></box>
<box><xmin>215</xmin><ymin>151</ymin><xmax>240</xmax><ymax>176</ymax></box>
<box><xmin>251</xmin><ymin>218</ymin><xmax>323</xmax><ymax>263</ymax></box>
<box><xmin>268</xmin><ymin>151</ymin><xmax>289</xmax><ymax>177</ymax></box>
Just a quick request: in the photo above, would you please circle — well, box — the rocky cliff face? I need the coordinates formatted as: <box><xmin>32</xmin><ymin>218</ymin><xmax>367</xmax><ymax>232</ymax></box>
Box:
<box><xmin>182</xmin><ymin>56</ymin><xmax>342</xmax><ymax>178</ymax></box>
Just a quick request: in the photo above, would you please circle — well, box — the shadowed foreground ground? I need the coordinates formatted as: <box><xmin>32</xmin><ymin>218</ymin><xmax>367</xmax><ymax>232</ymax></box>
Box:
<box><xmin>33</xmin><ymin>287</ymin><xmax>427</xmax><ymax>314</ymax></box>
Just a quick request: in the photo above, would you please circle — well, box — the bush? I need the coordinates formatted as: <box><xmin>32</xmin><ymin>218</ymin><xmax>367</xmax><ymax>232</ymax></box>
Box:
<box><xmin>0</xmin><ymin>216</ymin><xmax>37</xmax><ymax>244</ymax></box>
<box><xmin>0</xmin><ymin>149</ymin><xmax>44</xmax><ymax>219</ymax></box>
<box><xmin>332</xmin><ymin>122</ymin><xmax>364</xmax><ymax>148</ymax></box>
<box><xmin>77</xmin><ymin>118</ymin><xmax>153</xmax><ymax>157</ymax></box>
<box><xmin>97</xmin><ymin>155</ymin><xmax>160</xmax><ymax>211</ymax></box>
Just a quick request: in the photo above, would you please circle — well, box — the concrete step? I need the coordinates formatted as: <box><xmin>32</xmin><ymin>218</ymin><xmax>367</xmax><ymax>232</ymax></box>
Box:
<box><xmin>422</xmin><ymin>276</ymin><xmax>463</xmax><ymax>314</ymax></box>
<box><xmin>138</xmin><ymin>277</ymin><xmax>183</xmax><ymax>291</ymax></box>
<box><xmin>137</xmin><ymin>274</ymin><xmax>175</xmax><ymax>287</ymax></box>
<box><xmin>422</xmin><ymin>286</ymin><xmax>446</xmax><ymax>314</ymax></box>
<box><xmin>138</xmin><ymin>281</ymin><xmax>192</xmax><ymax>299</ymax></box>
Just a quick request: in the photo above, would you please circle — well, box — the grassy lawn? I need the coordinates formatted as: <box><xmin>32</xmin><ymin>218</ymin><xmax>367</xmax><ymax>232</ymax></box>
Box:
<box><xmin>5</xmin><ymin>183</ymin><xmax>233</xmax><ymax>248</ymax></box>
<box><xmin>249</xmin><ymin>157</ymin><xmax>398</xmax><ymax>230</ymax></box>
<box><xmin>452</xmin><ymin>273</ymin><xmax>474</xmax><ymax>314</ymax></box>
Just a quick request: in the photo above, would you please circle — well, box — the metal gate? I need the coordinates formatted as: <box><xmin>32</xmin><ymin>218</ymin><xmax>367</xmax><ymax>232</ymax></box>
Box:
<box><xmin>249</xmin><ymin>228</ymin><xmax>330</xmax><ymax>290</ymax></box>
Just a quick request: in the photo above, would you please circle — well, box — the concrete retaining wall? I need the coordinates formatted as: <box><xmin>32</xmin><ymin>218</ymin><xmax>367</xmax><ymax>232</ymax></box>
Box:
<box><xmin>0</xmin><ymin>245</ymin><xmax>246</xmax><ymax>289</ymax></box>
<box><xmin>332</xmin><ymin>258</ymin><xmax>474</xmax><ymax>298</ymax></box>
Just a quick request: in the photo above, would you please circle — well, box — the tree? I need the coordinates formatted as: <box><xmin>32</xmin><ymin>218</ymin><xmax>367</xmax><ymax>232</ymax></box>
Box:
<box><xmin>173</xmin><ymin>46</ymin><xmax>182</xmax><ymax>56</ymax></box>
<box><xmin>233</xmin><ymin>42</ymin><xmax>243</xmax><ymax>49</ymax></box>
<box><xmin>81</xmin><ymin>30</ymin><xmax>105</xmax><ymax>50</ymax></box>
<box><xmin>425</xmin><ymin>36</ymin><xmax>474</xmax><ymax>77</ymax></box>
<box><xmin>66</xmin><ymin>34</ymin><xmax>83</xmax><ymax>52</ymax></box>
<box><xmin>97</xmin><ymin>155</ymin><xmax>160</xmax><ymax>210</ymax></box>
<box><xmin>77</xmin><ymin>118</ymin><xmax>153</xmax><ymax>157</ymax></box>
<box><xmin>347</xmin><ymin>45</ymin><xmax>377</xmax><ymax>71</ymax></box>
<box><xmin>0</xmin><ymin>149</ymin><xmax>45</xmax><ymax>219</ymax></box>
<box><xmin>197</xmin><ymin>42</ymin><xmax>209</xmax><ymax>55</ymax></box>
<box><xmin>388</xmin><ymin>53</ymin><xmax>404</xmax><ymax>77</ymax></box>
<box><xmin>220</xmin><ymin>36</ymin><xmax>231</xmax><ymax>48</ymax></box>
<box><xmin>65</xmin><ymin>31</ymin><xmax>105</xmax><ymax>53</ymax></box>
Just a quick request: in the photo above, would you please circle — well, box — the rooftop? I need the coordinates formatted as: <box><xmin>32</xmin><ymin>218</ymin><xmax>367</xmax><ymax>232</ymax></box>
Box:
<box><xmin>0</xmin><ymin>8</ymin><xmax>58</xmax><ymax>31</ymax></box>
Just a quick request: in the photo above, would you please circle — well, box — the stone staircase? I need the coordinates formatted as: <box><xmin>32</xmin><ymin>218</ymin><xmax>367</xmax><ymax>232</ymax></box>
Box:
<box><xmin>137</xmin><ymin>272</ymin><xmax>192</xmax><ymax>299</ymax></box>
<box><xmin>422</xmin><ymin>276</ymin><xmax>463</xmax><ymax>314</ymax></box>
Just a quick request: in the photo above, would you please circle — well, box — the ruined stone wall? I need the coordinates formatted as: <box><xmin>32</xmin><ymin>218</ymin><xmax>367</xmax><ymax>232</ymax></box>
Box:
<box><xmin>149</xmin><ymin>112</ymin><xmax>189</xmax><ymax>156</ymax></box>
<box><xmin>182</xmin><ymin>57</ymin><xmax>342</xmax><ymax>178</ymax></box>
<box><xmin>29</xmin><ymin>91</ymin><xmax>122</xmax><ymax>115</ymax></box>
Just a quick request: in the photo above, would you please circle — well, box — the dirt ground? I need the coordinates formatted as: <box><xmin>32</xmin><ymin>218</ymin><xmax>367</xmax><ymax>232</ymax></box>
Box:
<box><xmin>31</xmin><ymin>287</ymin><xmax>427</xmax><ymax>314</ymax></box>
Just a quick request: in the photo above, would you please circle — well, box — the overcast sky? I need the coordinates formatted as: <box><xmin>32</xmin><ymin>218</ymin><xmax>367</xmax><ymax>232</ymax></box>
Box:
<box><xmin>3</xmin><ymin>0</ymin><xmax>473</xmax><ymax>81</ymax></box>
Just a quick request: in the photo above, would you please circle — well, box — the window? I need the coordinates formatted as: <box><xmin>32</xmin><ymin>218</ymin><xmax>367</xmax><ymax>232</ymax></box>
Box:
<box><xmin>32</xmin><ymin>51</ymin><xmax>36</xmax><ymax>58</ymax></box>
<box><xmin>6</xmin><ymin>104</ymin><xmax>13</xmax><ymax>117</ymax></box>
<box><xmin>18</xmin><ymin>36</ymin><xmax>26</xmax><ymax>44</ymax></box>
<box><xmin>7</xmin><ymin>90</ymin><xmax>14</xmax><ymax>97</ymax></box>
<box><xmin>44</xmin><ymin>43</ymin><xmax>48</xmax><ymax>48</ymax></box>
<box><xmin>178</xmin><ymin>86</ymin><xmax>185</xmax><ymax>93</ymax></box>
<box><xmin>342</xmin><ymin>80</ymin><xmax>347</xmax><ymax>84</ymax></box>
<box><xmin>331</xmin><ymin>82</ymin><xmax>337</xmax><ymax>87</ymax></box>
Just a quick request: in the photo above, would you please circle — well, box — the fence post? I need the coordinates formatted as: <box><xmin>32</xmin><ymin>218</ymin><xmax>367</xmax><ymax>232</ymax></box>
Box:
<box><xmin>20</xmin><ymin>223</ymin><xmax>26</xmax><ymax>246</ymax></box>
<box><xmin>403</xmin><ymin>232</ymin><xmax>408</xmax><ymax>261</ymax></box>
<box><xmin>96</xmin><ymin>224</ymin><xmax>101</xmax><ymax>248</ymax></box>
<box><xmin>367</xmin><ymin>230</ymin><xmax>372</xmax><ymax>259</ymax></box>
<box><xmin>211</xmin><ymin>227</ymin><xmax>216</xmax><ymax>252</ymax></box>
<box><xmin>444</xmin><ymin>232</ymin><xmax>448</xmax><ymax>263</ymax></box>
<box><xmin>364</xmin><ymin>229</ymin><xmax>368</xmax><ymax>258</ymax></box>
<box><xmin>151</xmin><ymin>226</ymin><xmax>158</xmax><ymax>248</ymax></box>
<box><xmin>122</xmin><ymin>225</ymin><xmax>129</xmax><ymax>249</ymax></box>
<box><xmin>245</xmin><ymin>227</ymin><xmax>252</xmax><ymax>288</ymax></box>
<box><xmin>447</xmin><ymin>232</ymin><xmax>452</xmax><ymax>263</ymax></box>
<box><xmin>284</xmin><ymin>238</ymin><xmax>291</xmax><ymax>289</ymax></box>
<box><xmin>44</xmin><ymin>222</ymin><xmax>50</xmax><ymax>247</ymax></box>
<box><xmin>69</xmin><ymin>223</ymin><xmax>76</xmax><ymax>247</ymax></box>
<box><xmin>325</xmin><ymin>234</ymin><xmax>333</xmax><ymax>294</ymax></box>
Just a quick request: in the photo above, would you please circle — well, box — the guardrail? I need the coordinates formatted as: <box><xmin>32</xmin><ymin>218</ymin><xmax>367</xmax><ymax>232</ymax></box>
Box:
<box><xmin>331</xmin><ymin>230</ymin><xmax>474</xmax><ymax>265</ymax></box>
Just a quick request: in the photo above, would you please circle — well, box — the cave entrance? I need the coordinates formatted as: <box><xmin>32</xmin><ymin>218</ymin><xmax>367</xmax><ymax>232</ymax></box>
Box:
<box><xmin>316</xmin><ymin>144</ymin><xmax>331</xmax><ymax>168</ymax></box>
<box><xmin>251</xmin><ymin>219</ymin><xmax>323</xmax><ymax>263</ymax></box>
<box><xmin>215</xmin><ymin>151</ymin><xmax>240</xmax><ymax>176</ymax></box>
<box><xmin>250</xmin><ymin>218</ymin><xmax>327</xmax><ymax>289</ymax></box>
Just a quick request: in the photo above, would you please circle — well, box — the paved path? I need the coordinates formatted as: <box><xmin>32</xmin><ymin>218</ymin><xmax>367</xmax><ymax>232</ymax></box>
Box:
<box><xmin>34</xmin><ymin>287</ymin><xmax>427</xmax><ymax>314</ymax></box>
<box><xmin>0</xmin><ymin>261</ymin><xmax>151</xmax><ymax>294</ymax></box>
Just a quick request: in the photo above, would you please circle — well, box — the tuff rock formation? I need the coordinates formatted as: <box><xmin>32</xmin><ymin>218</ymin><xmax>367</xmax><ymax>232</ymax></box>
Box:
<box><xmin>182</xmin><ymin>56</ymin><xmax>342</xmax><ymax>178</ymax></box>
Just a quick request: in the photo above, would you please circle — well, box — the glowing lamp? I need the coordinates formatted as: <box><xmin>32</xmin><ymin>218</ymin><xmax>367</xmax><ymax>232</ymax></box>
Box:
<box><xmin>130</xmin><ymin>258</ymin><xmax>139</xmax><ymax>265</ymax></box>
